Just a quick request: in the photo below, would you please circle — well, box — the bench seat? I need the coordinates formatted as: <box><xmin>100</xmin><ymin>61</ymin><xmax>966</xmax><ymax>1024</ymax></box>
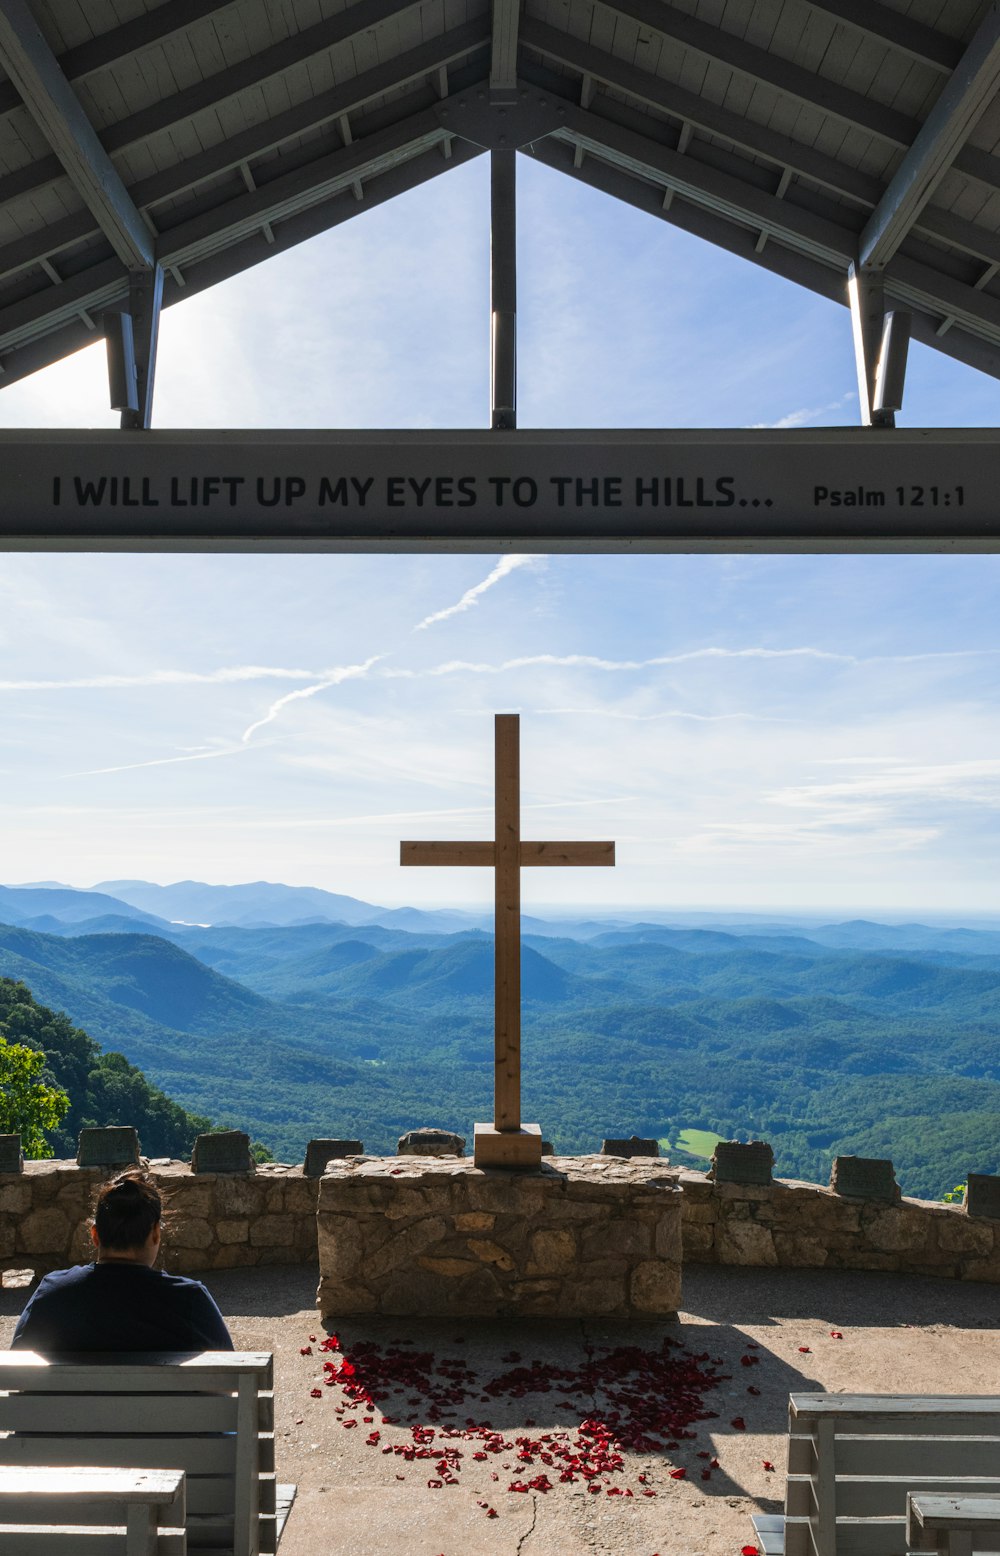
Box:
<box><xmin>0</xmin><ymin>1463</ymin><xmax>187</xmax><ymax>1553</ymax></box>
<box><xmin>750</xmin><ymin>1394</ymin><xmax>1000</xmax><ymax>1556</ymax></box>
<box><xmin>0</xmin><ymin>1352</ymin><xmax>294</xmax><ymax>1555</ymax></box>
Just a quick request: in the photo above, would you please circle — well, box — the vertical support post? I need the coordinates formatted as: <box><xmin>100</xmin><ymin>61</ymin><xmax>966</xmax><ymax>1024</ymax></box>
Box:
<box><xmin>847</xmin><ymin>260</ymin><xmax>893</xmax><ymax>428</ymax></box>
<box><xmin>121</xmin><ymin>262</ymin><xmax>163</xmax><ymax>430</ymax></box>
<box><xmin>490</xmin><ymin>149</ymin><xmax>516</xmax><ymax>431</ymax></box>
<box><xmin>494</xmin><ymin>713</ymin><xmax>520</xmax><ymax>1130</ymax></box>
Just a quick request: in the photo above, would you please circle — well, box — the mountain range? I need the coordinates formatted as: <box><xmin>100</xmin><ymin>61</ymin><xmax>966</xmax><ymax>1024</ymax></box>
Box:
<box><xmin>1</xmin><ymin>878</ymin><xmax>1000</xmax><ymax>1196</ymax></box>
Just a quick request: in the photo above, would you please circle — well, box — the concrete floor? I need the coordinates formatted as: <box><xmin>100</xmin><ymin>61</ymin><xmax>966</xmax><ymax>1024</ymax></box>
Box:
<box><xmin>2</xmin><ymin>1262</ymin><xmax>998</xmax><ymax>1556</ymax></box>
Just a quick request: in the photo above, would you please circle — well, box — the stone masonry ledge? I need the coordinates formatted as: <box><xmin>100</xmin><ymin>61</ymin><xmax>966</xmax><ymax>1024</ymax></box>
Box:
<box><xmin>672</xmin><ymin>1166</ymin><xmax>1000</xmax><ymax>1280</ymax></box>
<box><xmin>317</xmin><ymin>1154</ymin><xmax>683</xmax><ymax>1319</ymax></box>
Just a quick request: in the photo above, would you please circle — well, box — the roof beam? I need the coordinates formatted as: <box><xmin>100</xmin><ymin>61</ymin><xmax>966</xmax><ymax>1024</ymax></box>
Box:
<box><xmin>0</xmin><ymin>0</ymin><xmax>430</xmax><ymax>213</ymax></box>
<box><xmin>596</xmin><ymin>0</ymin><xmax>1000</xmax><ymax>193</ymax></box>
<box><xmin>0</xmin><ymin>138</ymin><xmax>484</xmax><ymax>389</ymax></box>
<box><xmin>548</xmin><ymin>101</ymin><xmax>1000</xmax><ymax>349</ymax></box>
<box><xmin>800</xmin><ymin>0</ymin><xmax>961</xmax><ymax>72</ymax></box>
<box><xmin>521</xmin><ymin>20</ymin><xmax>1000</xmax><ymax>271</ymax></box>
<box><xmin>0</xmin><ymin>101</ymin><xmax>453</xmax><ymax>352</ymax></box>
<box><xmin>0</xmin><ymin>21</ymin><xmax>488</xmax><ymax>284</ymax></box>
<box><xmin>0</xmin><ymin>0</ymin><xmax>152</xmax><ymax>269</ymax></box>
<box><xmin>491</xmin><ymin>0</ymin><xmax>520</xmax><ymax>92</ymax></box>
<box><xmin>528</xmin><ymin>132</ymin><xmax>1000</xmax><ymax>381</ymax></box>
<box><xmin>0</xmin><ymin>0</ymin><xmax>242</xmax><ymax>121</ymax></box>
<box><xmin>859</xmin><ymin>4</ymin><xmax>1000</xmax><ymax>271</ymax></box>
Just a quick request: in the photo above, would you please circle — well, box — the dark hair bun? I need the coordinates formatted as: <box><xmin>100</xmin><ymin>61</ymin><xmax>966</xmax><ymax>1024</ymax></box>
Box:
<box><xmin>94</xmin><ymin>1172</ymin><xmax>162</xmax><ymax>1252</ymax></box>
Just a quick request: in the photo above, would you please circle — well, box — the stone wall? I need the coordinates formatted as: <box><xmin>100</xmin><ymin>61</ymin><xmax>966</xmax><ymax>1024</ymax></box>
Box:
<box><xmin>676</xmin><ymin>1167</ymin><xmax>1000</xmax><ymax>1281</ymax></box>
<box><xmin>0</xmin><ymin>1159</ymin><xmax>318</xmax><ymax>1277</ymax></box>
<box><xmin>4</xmin><ymin>1156</ymin><xmax>1000</xmax><ymax>1292</ymax></box>
<box><xmin>317</xmin><ymin>1156</ymin><xmax>683</xmax><ymax>1318</ymax></box>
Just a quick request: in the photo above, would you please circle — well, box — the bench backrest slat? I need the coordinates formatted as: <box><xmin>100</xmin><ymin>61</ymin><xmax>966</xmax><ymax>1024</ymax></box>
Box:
<box><xmin>0</xmin><ymin>1354</ymin><xmax>273</xmax><ymax>1556</ymax></box>
<box><xmin>0</xmin><ymin>1465</ymin><xmax>186</xmax><ymax>1556</ymax></box>
<box><xmin>784</xmin><ymin>1397</ymin><xmax>1000</xmax><ymax>1556</ymax></box>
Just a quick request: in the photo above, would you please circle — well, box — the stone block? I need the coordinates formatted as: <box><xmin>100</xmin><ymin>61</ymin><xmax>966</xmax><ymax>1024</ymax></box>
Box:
<box><xmin>655</xmin><ymin>1212</ymin><xmax>683</xmax><ymax>1261</ymax></box>
<box><xmin>77</xmin><ymin>1127</ymin><xmax>140</xmax><ymax>1168</ymax></box>
<box><xmin>317</xmin><ymin>1218</ymin><xmax>363</xmax><ymax>1282</ymax></box>
<box><xmin>18</xmin><ymin>1207</ymin><xmax>70</xmax><ymax>1255</ymax></box>
<box><xmin>382</xmin><ymin>1188</ymin><xmax>431</xmax><ymax>1222</ymax></box>
<box><xmin>965</xmin><ymin>1174</ymin><xmax>1000</xmax><ymax>1220</ymax></box>
<box><xmin>716</xmin><ymin>1219</ymin><xmax>778</xmax><ymax>1265</ymax></box>
<box><xmin>601</xmin><ymin>1136</ymin><xmax>659</xmax><ymax>1158</ymax></box>
<box><xmin>418</xmin><ymin>1256</ymin><xmax>479</xmax><ymax>1277</ymax></box>
<box><xmin>318</xmin><ymin>1279</ymin><xmax>377</xmax><ymax>1318</ymax></box>
<box><xmin>304</xmin><ymin>1139</ymin><xmax>363</xmax><ymax>1177</ymax></box>
<box><xmin>454</xmin><ymin>1211</ymin><xmax>495</xmax><ymax>1233</ymax></box>
<box><xmin>467</xmin><ymin>1238</ymin><xmax>515</xmax><ymax>1272</ymax></box>
<box><xmin>710</xmin><ymin>1140</ymin><xmax>774</xmax><ymax>1186</ymax></box>
<box><xmin>629</xmin><ymin>1259</ymin><xmax>681</xmax><ymax>1315</ymax></box>
<box><xmin>527</xmin><ymin>1228</ymin><xmax>577</xmax><ymax>1274</ymax></box>
<box><xmin>580</xmin><ymin>1220</ymin><xmax>650</xmax><ymax>1261</ymax></box>
<box><xmin>936</xmin><ymin>1211</ymin><xmax>994</xmax><ymax>1256</ymax></box>
<box><xmin>864</xmin><ymin>1206</ymin><xmax>929</xmax><ymax>1254</ymax></box>
<box><xmin>398</xmin><ymin>1128</ymin><xmax>465</xmax><ymax>1157</ymax></box>
<box><xmin>365</xmin><ymin>1216</ymin><xmax>447</xmax><ymax>1280</ymax></box>
<box><xmin>167</xmin><ymin>1216</ymin><xmax>213</xmax><ymax>1250</ymax></box>
<box><xmin>0</xmin><ymin>1135</ymin><xmax>22</xmax><ymax>1174</ymax></box>
<box><xmin>562</xmin><ymin>1276</ymin><xmax>627</xmax><ymax>1316</ymax></box>
<box><xmin>216</xmin><ymin>1218</ymin><xmax>249</xmax><ymax>1245</ymax></box>
<box><xmin>249</xmin><ymin>1213</ymin><xmax>295</xmax><ymax>1247</ymax></box>
<box><xmin>830</xmin><ymin>1156</ymin><xmax>899</xmax><ymax>1202</ymax></box>
<box><xmin>0</xmin><ymin>1184</ymin><xmax>29</xmax><ymax>1214</ymax></box>
<box><xmin>772</xmin><ymin>1232</ymin><xmax>830</xmax><ymax>1268</ymax></box>
<box><xmin>191</xmin><ymin>1132</ymin><xmax>253</xmax><ymax>1174</ymax></box>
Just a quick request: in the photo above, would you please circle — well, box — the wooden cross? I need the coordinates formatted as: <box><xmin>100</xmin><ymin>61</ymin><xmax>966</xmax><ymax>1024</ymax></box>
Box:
<box><xmin>401</xmin><ymin>714</ymin><xmax>615</xmax><ymax>1168</ymax></box>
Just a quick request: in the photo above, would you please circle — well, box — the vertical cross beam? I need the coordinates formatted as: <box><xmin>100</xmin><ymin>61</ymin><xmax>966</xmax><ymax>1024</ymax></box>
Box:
<box><xmin>491</xmin><ymin>149</ymin><xmax>517</xmax><ymax>430</ymax></box>
<box><xmin>400</xmin><ymin>714</ymin><xmax>615</xmax><ymax>1168</ymax></box>
<box><xmin>494</xmin><ymin>712</ymin><xmax>521</xmax><ymax>1129</ymax></box>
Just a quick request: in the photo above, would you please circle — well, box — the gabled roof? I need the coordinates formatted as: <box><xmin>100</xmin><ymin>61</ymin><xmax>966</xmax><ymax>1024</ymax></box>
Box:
<box><xmin>0</xmin><ymin>0</ymin><xmax>999</xmax><ymax>393</ymax></box>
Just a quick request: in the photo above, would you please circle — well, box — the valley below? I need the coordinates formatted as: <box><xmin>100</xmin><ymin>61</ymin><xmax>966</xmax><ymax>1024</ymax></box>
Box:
<box><xmin>2</xmin><ymin>878</ymin><xmax>1000</xmax><ymax>1199</ymax></box>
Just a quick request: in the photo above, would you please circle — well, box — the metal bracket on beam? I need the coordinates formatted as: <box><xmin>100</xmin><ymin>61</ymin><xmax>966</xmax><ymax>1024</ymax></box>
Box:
<box><xmin>873</xmin><ymin>309</ymin><xmax>911</xmax><ymax>417</ymax></box>
<box><xmin>435</xmin><ymin>81</ymin><xmax>565</xmax><ymax>149</ymax></box>
<box><xmin>848</xmin><ymin>261</ymin><xmax>899</xmax><ymax>427</ymax></box>
<box><xmin>121</xmin><ymin>263</ymin><xmax>163</xmax><ymax>430</ymax></box>
<box><xmin>101</xmin><ymin>310</ymin><xmax>138</xmax><ymax>414</ymax></box>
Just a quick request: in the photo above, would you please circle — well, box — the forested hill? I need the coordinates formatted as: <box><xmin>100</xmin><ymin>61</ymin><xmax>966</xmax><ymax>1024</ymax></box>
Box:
<box><xmin>0</xmin><ymin>977</ymin><xmax>212</xmax><ymax>1158</ymax></box>
<box><xmin>1</xmin><ymin>897</ymin><xmax>1000</xmax><ymax>1196</ymax></box>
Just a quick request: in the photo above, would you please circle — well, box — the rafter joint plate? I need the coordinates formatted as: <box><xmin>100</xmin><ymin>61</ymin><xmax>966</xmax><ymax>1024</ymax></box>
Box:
<box><xmin>435</xmin><ymin>82</ymin><xmax>564</xmax><ymax>149</ymax></box>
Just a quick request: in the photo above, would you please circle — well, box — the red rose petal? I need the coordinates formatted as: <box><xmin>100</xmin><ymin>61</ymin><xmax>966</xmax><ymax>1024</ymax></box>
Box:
<box><xmin>731</xmin><ymin>1417</ymin><xmax>746</xmax><ymax>1430</ymax></box>
<box><xmin>743</xmin><ymin>1547</ymin><xmax>759</xmax><ymax>1555</ymax></box>
<box><xmin>669</xmin><ymin>1468</ymin><xmax>686</xmax><ymax>1479</ymax></box>
<box><xmin>762</xmin><ymin>1461</ymin><xmax>775</xmax><ymax>1471</ymax></box>
<box><xmin>830</xmin><ymin>1331</ymin><xmax>843</xmax><ymax>1340</ymax></box>
<box><xmin>798</xmin><ymin>1347</ymin><xmax>811</xmax><ymax>1353</ymax></box>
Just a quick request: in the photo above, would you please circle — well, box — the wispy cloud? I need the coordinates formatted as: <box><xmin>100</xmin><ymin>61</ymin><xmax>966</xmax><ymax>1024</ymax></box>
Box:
<box><xmin>67</xmin><ymin>744</ymin><xmax>248</xmax><ymax>778</ymax></box>
<box><xmin>413</xmin><ymin>555</ymin><xmax>537</xmax><ymax>631</ymax></box>
<box><xmin>0</xmin><ymin>666</ymin><xmax>328</xmax><ymax>692</ymax></box>
<box><xmin>241</xmin><ymin>657</ymin><xmax>382</xmax><ymax>743</ymax></box>
<box><xmin>749</xmin><ymin>393</ymin><xmax>854</xmax><ymax>429</ymax></box>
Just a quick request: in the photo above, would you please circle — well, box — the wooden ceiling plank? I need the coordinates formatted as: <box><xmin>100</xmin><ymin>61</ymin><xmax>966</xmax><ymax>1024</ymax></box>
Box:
<box><xmin>859</xmin><ymin>3</ymin><xmax>1000</xmax><ymax>270</ymax></box>
<box><xmin>0</xmin><ymin>1</ymin><xmax>243</xmax><ymax>121</ymax></box>
<box><xmin>800</xmin><ymin>0</ymin><xmax>962</xmax><ymax>73</ymax></box>
<box><xmin>0</xmin><ymin>0</ymin><xmax>151</xmax><ymax>267</ymax></box>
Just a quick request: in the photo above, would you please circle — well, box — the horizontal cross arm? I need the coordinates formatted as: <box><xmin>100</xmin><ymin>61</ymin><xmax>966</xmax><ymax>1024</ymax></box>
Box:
<box><xmin>520</xmin><ymin>841</ymin><xmax>615</xmax><ymax>865</ymax></box>
<box><xmin>401</xmin><ymin>841</ymin><xmax>495</xmax><ymax>866</ymax></box>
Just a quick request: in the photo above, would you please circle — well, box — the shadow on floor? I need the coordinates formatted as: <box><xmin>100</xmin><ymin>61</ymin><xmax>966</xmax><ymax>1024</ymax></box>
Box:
<box><xmin>682</xmin><ymin>1262</ymin><xmax>1000</xmax><ymax>1330</ymax></box>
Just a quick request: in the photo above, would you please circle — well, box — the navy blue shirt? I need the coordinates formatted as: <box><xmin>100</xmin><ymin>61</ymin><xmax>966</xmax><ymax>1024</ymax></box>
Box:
<box><xmin>11</xmin><ymin>1262</ymin><xmax>234</xmax><ymax>1353</ymax></box>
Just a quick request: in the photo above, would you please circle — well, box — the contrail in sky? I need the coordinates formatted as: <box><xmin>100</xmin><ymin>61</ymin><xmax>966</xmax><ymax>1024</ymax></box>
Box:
<box><xmin>413</xmin><ymin>554</ymin><xmax>536</xmax><ymax>631</ymax></box>
<box><xmin>241</xmin><ymin>656</ymin><xmax>381</xmax><ymax>743</ymax></box>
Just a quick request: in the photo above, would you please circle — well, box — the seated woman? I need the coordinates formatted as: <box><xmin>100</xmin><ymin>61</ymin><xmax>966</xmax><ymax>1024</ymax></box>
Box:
<box><xmin>11</xmin><ymin>1172</ymin><xmax>234</xmax><ymax>1352</ymax></box>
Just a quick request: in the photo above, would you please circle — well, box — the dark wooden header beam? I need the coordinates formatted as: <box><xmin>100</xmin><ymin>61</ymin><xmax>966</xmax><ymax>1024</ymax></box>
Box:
<box><xmin>1</xmin><ymin>428</ymin><xmax>999</xmax><ymax>552</ymax></box>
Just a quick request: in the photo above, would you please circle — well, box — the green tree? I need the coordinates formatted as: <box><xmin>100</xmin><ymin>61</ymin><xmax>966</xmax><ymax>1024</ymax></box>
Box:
<box><xmin>0</xmin><ymin>1034</ymin><xmax>70</xmax><ymax>1157</ymax></box>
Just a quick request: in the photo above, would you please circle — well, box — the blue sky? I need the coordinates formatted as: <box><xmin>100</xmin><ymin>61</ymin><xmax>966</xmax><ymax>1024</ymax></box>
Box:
<box><xmin>2</xmin><ymin>156</ymin><xmax>1000</xmax><ymax>914</ymax></box>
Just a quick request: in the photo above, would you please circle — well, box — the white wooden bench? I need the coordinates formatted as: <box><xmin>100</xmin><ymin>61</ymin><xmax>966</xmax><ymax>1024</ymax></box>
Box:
<box><xmin>0</xmin><ymin>1464</ymin><xmax>187</xmax><ymax>1554</ymax></box>
<box><xmin>0</xmin><ymin>1353</ymin><xmax>294</xmax><ymax>1555</ymax></box>
<box><xmin>750</xmin><ymin>1394</ymin><xmax>1000</xmax><ymax>1556</ymax></box>
<box><xmin>908</xmin><ymin>1493</ymin><xmax>1000</xmax><ymax>1555</ymax></box>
